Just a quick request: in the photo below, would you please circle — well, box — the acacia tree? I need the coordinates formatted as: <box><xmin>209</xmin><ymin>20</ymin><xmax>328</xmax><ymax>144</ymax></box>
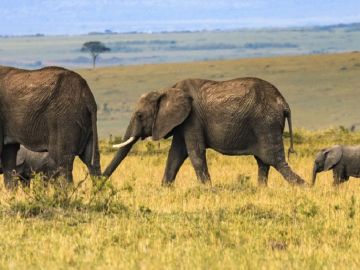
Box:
<box><xmin>81</xmin><ymin>41</ymin><xmax>110</xmax><ymax>68</ymax></box>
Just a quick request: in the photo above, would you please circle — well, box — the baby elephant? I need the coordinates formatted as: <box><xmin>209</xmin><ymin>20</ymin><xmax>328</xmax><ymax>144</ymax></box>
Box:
<box><xmin>312</xmin><ymin>145</ymin><xmax>360</xmax><ymax>185</ymax></box>
<box><xmin>0</xmin><ymin>146</ymin><xmax>50</xmax><ymax>186</ymax></box>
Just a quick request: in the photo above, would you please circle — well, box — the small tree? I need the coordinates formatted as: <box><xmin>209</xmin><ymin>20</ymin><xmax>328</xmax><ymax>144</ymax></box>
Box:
<box><xmin>81</xmin><ymin>41</ymin><xmax>110</xmax><ymax>68</ymax></box>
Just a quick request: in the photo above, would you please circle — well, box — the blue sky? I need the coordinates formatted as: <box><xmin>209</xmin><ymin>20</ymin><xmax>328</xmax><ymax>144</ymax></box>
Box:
<box><xmin>1</xmin><ymin>0</ymin><xmax>360</xmax><ymax>35</ymax></box>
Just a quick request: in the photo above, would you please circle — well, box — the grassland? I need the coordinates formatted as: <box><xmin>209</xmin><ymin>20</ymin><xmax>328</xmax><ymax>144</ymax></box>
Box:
<box><xmin>76</xmin><ymin>51</ymin><xmax>360</xmax><ymax>137</ymax></box>
<box><xmin>1</xmin><ymin>24</ymin><xmax>360</xmax><ymax>69</ymax></box>
<box><xmin>0</xmin><ymin>128</ymin><xmax>360</xmax><ymax>269</ymax></box>
<box><xmin>2</xmin><ymin>29</ymin><xmax>360</xmax><ymax>137</ymax></box>
<box><xmin>0</xmin><ymin>52</ymin><xmax>360</xmax><ymax>269</ymax></box>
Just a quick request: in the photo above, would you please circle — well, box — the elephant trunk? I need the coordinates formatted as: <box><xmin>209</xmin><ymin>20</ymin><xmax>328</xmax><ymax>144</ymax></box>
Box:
<box><xmin>312</xmin><ymin>164</ymin><xmax>318</xmax><ymax>186</ymax></box>
<box><xmin>102</xmin><ymin>122</ymin><xmax>139</xmax><ymax>178</ymax></box>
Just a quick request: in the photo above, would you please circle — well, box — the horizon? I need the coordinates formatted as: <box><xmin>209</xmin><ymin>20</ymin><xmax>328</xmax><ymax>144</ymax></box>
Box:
<box><xmin>1</xmin><ymin>21</ymin><xmax>360</xmax><ymax>38</ymax></box>
<box><xmin>1</xmin><ymin>0</ymin><xmax>360</xmax><ymax>35</ymax></box>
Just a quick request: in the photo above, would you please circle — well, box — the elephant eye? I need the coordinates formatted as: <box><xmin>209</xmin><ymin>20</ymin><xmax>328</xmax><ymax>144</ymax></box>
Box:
<box><xmin>136</xmin><ymin>111</ymin><xmax>143</xmax><ymax>120</ymax></box>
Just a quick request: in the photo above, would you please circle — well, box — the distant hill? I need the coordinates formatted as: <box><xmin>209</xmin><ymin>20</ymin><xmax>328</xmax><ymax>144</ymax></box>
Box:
<box><xmin>82</xmin><ymin>22</ymin><xmax>360</xmax><ymax>35</ymax></box>
<box><xmin>308</xmin><ymin>22</ymin><xmax>360</xmax><ymax>32</ymax></box>
<box><xmin>2</xmin><ymin>22</ymin><xmax>360</xmax><ymax>37</ymax></box>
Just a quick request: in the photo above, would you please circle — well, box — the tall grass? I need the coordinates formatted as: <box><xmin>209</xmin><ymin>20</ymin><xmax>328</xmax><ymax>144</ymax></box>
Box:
<box><xmin>0</xmin><ymin>128</ymin><xmax>359</xmax><ymax>269</ymax></box>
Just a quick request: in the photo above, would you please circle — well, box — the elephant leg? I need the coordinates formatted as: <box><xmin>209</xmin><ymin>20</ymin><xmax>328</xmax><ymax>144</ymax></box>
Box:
<box><xmin>333</xmin><ymin>171</ymin><xmax>340</xmax><ymax>185</ymax></box>
<box><xmin>184</xmin><ymin>134</ymin><xmax>210</xmax><ymax>184</ymax></box>
<box><xmin>255</xmin><ymin>157</ymin><xmax>270</xmax><ymax>186</ymax></box>
<box><xmin>187</xmin><ymin>147</ymin><xmax>210</xmax><ymax>183</ymax></box>
<box><xmin>162</xmin><ymin>134</ymin><xmax>188</xmax><ymax>186</ymax></box>
<box><xmin>16</xmin><ymin>165</ymin><xmax>31</xmax><ymax>187</ymax></box>
<box><xmin>79</xmin><ymin>134</ymin><xmax>101</xmax><ymax>178</ymax></box>
<box><xmin>342</xmin><ymin>176</ymin><xmax>350</xmax><ymax>183</ymax></box>
<box><xmin>256</xmin><ymin>131</ymin><xmax>305</xmax><ymax>185</ymax></box>
<box><xmin>48</xmin><ymin>128</ymin><xmax>79</xmax><ymax>183</ymax></box>
<box><xmin>274</xmin><ymin>162</ymin><xmax>305</xmax><ymax>185</ymax></box>
<box><xmin>48</xmin><ymin>147</ymin><xmax>75</xmax><ymax>183</ymax></box>
<box><xmin>1</xmin><ymin>144</ymin><xmax>20</xmax><ymax>189</ymax></box>
<box><xmin>19</xmin><ymin>173</ymin><xmax>31</xmax><ymax>188</ymax></box>
<box><xmin>332</xmin><ymin>170</ymin><xmax>345</xmax><ymax>185</ymax></box>
<box><xmin>58</xmin><ymin>153</ymin><xmax>75</xmax><ymax>183</ymax></box>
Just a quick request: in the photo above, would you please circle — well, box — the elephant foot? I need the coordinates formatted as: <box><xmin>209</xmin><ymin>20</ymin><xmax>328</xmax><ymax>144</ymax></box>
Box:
<box><xmin>161</xmin><ymin>178</ymin><xmax>175</xmax><ymax>187</ymax></box>
<box><xmin>20</xmin><ymin>179</ymin><xmax>31</xmax><ymax>189</ymax></box>
<box><xmin>257</xmin><ymin>176</ymin><xmax>268</xmax><ymax>187</ymax></box>
<box><xmin>275</xmin><ymin>163</ymin><xmax>307</xmax><ymax>186</ymax></box>
<box><xmin>289</xmin><ymin>177</ymin><xmax>308</xmax><ymax>187</ymax></box>
<box><xmin>258</xmin><ymin>182</ymin><xmax>268</xmax><ymax>187</ymax></box>
<box><xmin>333</xmin><ymin>177</ymin><xmax>348</xmax><ymax>186</ymax></box>
<box><xmin>3</xmin><ymin>170</ymin><xmax>21</xmax><ymax>190</ymax></box>
<box><xmin>297</xmin><ymin>180</ymin><xmax>309</xmax><ymax>188</ymax></box>
<box><xmin>4</xmin><ymin>178</ymin><xmax>18</xmax><ymax>190</ymax></box>
<box><xmin>199</xmin><ymin>178</ymin><xmax>212</xmax><ymax>187</ymax></box>
<box><xmin>295</xmin><ymin>177</ymin><xmax>306</xmax><ymax>185</ymax></box>
<box><xmin>332</xmin><ymin>179</ymin><xmax>345</xmax><ymax>186</ymax></box>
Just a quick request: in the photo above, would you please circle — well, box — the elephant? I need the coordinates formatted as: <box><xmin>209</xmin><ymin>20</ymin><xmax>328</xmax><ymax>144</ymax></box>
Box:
<box><xmin>0</xmin><ymin>66</ymin><xmax>101</xmax><ymax>188</ymax></box>
<box><xmin>103</xmin><ymin>77</ymin><xmax>306</xmax><ymax>186</ymax></box>
<box><xmin>0</xmin><ymin>145</ymin><xmax>51</xmax><ymax>186</ymax></box>
<box><xmin>312</xmin><ymin>145</ymin><xmax>360</xmax><ymax>185</ymax></box>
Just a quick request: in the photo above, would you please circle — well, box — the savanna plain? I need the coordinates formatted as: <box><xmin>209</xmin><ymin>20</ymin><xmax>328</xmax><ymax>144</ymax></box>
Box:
<box><xmin>1</xmin><ymin>52</ymin><xmax>360</xmax><ymax>269</ymax></box>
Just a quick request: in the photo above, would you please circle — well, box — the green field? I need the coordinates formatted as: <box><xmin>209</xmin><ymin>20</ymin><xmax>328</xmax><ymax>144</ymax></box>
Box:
<box><xmin>0</xmin><ymin>51</ymin><xmax>360</xmax><ymax>268</ymax></box>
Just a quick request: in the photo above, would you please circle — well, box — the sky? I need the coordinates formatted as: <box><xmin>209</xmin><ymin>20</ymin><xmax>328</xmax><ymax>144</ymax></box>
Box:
<box><xmin>0</xmin><ymin>0</ymin><xmax>360</xmax><ymax>35</ymax></box>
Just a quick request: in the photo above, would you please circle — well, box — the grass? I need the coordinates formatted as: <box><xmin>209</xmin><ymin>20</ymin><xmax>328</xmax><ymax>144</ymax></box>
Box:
<box><xmin>0</xmin><ymin>50</ymin><xmax>360</xmax><ymax>268</ymax></box>
<box><xmin>0</xmin><ymin>127</ymin><xmax>360</xmax><ymax>269</ymax></box>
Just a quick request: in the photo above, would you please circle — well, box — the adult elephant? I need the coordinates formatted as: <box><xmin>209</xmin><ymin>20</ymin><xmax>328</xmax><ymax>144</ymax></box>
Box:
<box><xmin>103</xmin><ymin>77</ymin><xmax>305</xmax><ymax>186</ymax></box>
<box><xmin>0</xmin><ymin>66</ymin><xmax>101</xmax><ymax>188</ymax></box>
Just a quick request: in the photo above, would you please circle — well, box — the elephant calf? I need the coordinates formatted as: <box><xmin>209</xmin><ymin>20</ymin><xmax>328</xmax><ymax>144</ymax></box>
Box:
<box><xmin>0</xmin><ymin>146</ymin><xmax>51</xmax><ymax>185</ymax></box>
<box><xmin>312</xmin><ymin>145</ymin><xmax>360</xmax><ymax>185</ymax></box>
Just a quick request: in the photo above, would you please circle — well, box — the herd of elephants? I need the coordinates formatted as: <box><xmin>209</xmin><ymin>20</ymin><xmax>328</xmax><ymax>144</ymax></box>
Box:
<box><xmin>0</xmin><ymin>65</ymin><xmax>356</xmax><ymax>190</ymax></box>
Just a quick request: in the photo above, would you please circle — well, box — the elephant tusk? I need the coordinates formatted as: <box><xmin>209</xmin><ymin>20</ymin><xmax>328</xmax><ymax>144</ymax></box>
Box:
<box><xmin>113</xmin><ymin>137</ymin><xmax>136</xmax><ymax>148</ymax></box>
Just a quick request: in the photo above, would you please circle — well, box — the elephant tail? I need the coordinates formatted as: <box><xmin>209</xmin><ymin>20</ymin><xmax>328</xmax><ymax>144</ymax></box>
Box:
<box><xmin>90</xmin><ymin>108</ymin><xmax>99</xmax><ymax>166</ymax></box>
<box><xmin>0</xmin><ymin>122</ymin><xmax>3</xmax><ymax>162</ymax></box>
<box><xmin>284</xmin><ymin>109</ymin><xmax>296</xmax><ymax>159</ymax></box>
<box><xmin>79</xmin><ymin>75</ymin><xmax>100</xmax><ymax>168</ymax></box>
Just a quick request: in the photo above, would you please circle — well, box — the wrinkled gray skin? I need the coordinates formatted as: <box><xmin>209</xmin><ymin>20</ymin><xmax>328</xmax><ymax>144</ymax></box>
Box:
<box><xmin>312</xmin><ymin>145</ymin><xmax>360</xmax><ymax>185</ymax></box>
<box><xmin>0</xmin><ymin>146</ymin><xmax>51</xmax><ymax>186</ymax></box>
<box><xmin>103</xmin><ymin>77</ymin><xmax>305</xmax><ymax>186</ymax></box>
<box><xmin>0</xmin><ymin>66</ymin><xmax>101</xmax><ymax>189</ymax></box>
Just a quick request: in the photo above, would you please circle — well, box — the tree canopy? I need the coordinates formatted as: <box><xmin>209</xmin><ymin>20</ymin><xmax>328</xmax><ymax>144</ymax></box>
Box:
<box><xmin>81</xmin><ymin>41</ymin><xmax>110</xmax><ymax>68</ymax></box>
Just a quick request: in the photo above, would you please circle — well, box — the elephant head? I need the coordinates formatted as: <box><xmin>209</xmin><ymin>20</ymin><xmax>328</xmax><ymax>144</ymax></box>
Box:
<box><xmin>103</xmin><ymin>88</ymin><xmax>192</xmax><ymax>177</ymax></box>
<box><xmin>312</xmin><ymin>145</ymin><xmax>342</xmax><ymax>186</ymax></box>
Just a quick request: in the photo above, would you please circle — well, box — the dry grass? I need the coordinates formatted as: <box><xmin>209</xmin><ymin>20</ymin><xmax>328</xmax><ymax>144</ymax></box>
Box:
<box><xmin>0</xmin><ymin>52</ymin><xmax>359</xmax><ymax>268</ymax></box>
<box><xmin>0</xmin><ymin>128</ymin><xmax>359</xmax><ymax>269</ymax></box>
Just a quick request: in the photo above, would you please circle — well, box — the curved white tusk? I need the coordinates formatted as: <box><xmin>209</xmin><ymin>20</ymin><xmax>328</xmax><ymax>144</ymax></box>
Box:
<box><xmin>112</xmin><ymin>137</ymin><xmax>136</xmax><ymax>148</ymax></box>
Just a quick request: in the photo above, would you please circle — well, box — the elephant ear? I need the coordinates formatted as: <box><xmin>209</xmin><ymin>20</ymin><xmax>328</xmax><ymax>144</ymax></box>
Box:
<box><xmin>16</xmin><ymin>148</ymin><xmax>26</xmax><ymax>167</ymax></box>
<box><xmin>324</xmin><ymin>145</ymin><xmax>342</xmax><ymax>171</ymax></box>
<box><xmin>152</xmin><ymin>88</ymin><xmax>192</xmax><ymax>140</ymax></box>
<box><xmin>16</xmin><ymin>154</ymin><xmax>26</xmax><ymax>168</ymax></box>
